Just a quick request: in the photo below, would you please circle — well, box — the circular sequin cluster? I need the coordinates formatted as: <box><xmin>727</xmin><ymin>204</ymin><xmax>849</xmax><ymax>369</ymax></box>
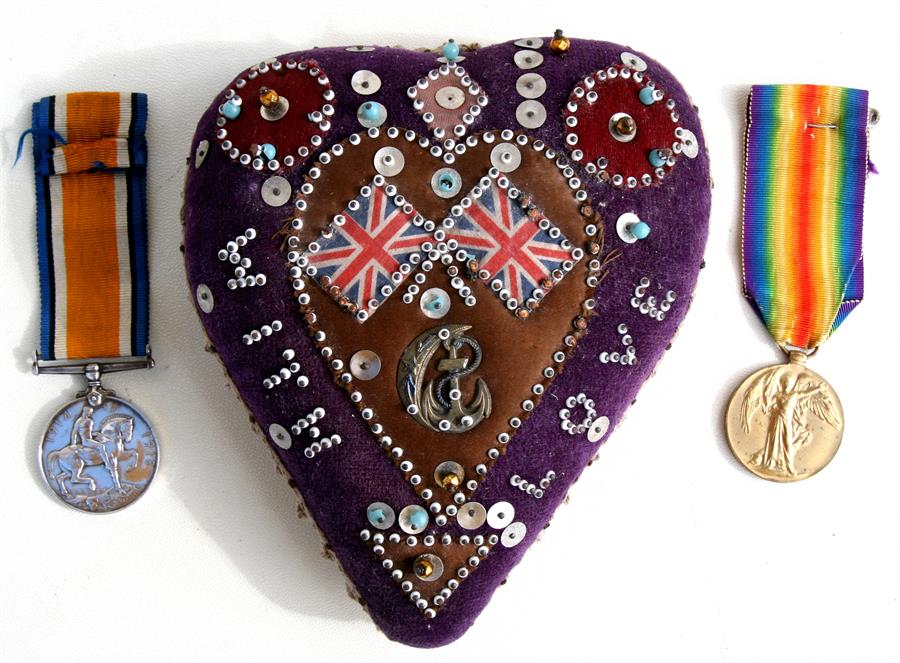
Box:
<box><xmin>216</xmin><ymin>58</ymin><xmax>334</xmax><ymax>172</ymax></box>
<box><xmin>564</xmin><ymin>62</ymin><xmax>687</xmax><ymax>188</ymax></box>
<box><xmin>558</xmin><ymin>392</ymin><xmax>597</xmax><ymax>435</ymax></box>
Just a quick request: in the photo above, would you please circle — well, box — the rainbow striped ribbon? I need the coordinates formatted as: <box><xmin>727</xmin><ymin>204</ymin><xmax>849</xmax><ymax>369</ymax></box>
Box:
<box><xmin>742</xmin><ymin>84</ymin><xmax>869</xmax><ymax>351</ymax></box>
<box><xmin>31</xmin><ymin>92</ymin><xmax>149</xmax><ymax>362</ymax></box>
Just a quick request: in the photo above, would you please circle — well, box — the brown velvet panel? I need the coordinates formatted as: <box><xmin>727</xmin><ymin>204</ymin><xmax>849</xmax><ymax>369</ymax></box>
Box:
<box><xmin>288</xmin><ymin>132</ymin><xmax>596</xmax><ymax>507</ymax></box>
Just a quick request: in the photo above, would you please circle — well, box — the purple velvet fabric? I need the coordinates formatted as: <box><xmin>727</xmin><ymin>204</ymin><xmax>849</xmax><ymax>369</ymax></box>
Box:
<box><xmin>182</xmin><ymin>38</ymin><xmax>710</xmax><ymax>647</ymax></box>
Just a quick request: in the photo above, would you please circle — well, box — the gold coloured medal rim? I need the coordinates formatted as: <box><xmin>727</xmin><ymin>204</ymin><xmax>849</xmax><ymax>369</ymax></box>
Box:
<box><xmin>37</xmin><ymin>394</ymin><xmax>160</xmax><ymax>514</ymax></box>
<box><xmin>725</xmin><ymin>359</ymin><xmax>844</xmax><ymax>483</ymax></box>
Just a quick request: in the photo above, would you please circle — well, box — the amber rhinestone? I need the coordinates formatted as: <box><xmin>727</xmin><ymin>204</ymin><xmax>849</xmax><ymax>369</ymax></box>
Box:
<box><xmin>614</xmin><ymin>115</ymin><xmax>636</xmax><ymax>137</ymax></box>
<box><xmin>516</xmin><ymin>308</ymin><xmax>530</xmax><ymax>319</ymax></box>
<box><xmin>579</xmin><ymin>204</ymin><xmax>594</xmax><ymax>217</ymax></box>
<box><xmin>259</xmin><ymin>87</ymin><xmax>280</xmax><ymax>108</ymax></box>
<box><xmin>440</xmin><ymin>473</ymin><xmax>461</xmax><ymax>489</ymax></box>
<box><xmin>435</xmin><ymin>461</ymin><xmax>465</xmax><ymax>490</ymax></box>
<box><xmin>549</xmin><ymin>29</ymin><xmax>570</xmax><ymax>54</ymax></box>
<box><xmin>588</xmin><ymin>242</ymin><xmax>601</xmax><ymax>255</ymax></box>
<box><xmin>414</xmin><ymin>557</ymin><xmax>434</xmax><ymax>578</ymax></box>
<box><xmin>574</xmin><ymin>316</ymin><xmax>588</xmax><ymax>330</ymax></box>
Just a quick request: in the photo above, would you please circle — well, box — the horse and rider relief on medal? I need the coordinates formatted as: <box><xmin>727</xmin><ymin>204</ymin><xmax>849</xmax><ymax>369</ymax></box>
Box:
<box><xmin>40</xmin><ymin>398</ymin><xmax>158</xmax><ymax>513</ymax></box>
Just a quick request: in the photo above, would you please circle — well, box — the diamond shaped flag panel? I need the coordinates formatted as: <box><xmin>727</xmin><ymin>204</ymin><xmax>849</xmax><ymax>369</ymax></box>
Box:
<box><xmin>305</xmin><ymin>181</ymin><xmax>431</xmax><ymax>320</ymax></box>
<box><xmin>447</xmin><ymin>180</ymin><xmax>580</xmax><ymax>316</ymax></box>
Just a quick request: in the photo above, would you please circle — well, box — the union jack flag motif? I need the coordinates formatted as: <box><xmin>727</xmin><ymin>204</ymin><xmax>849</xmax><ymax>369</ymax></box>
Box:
<box><xmin>448</xmin><ymin>182</ymin><xmax>576</xmax><ymax>311</ymax></box>
<box><xmin>306</xmin><ymin>182</ymin><xmax>430</xmax><ymax>318</ymax></box>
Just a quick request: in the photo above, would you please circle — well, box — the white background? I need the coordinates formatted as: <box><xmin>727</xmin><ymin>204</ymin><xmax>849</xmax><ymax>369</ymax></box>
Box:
<box><xmin>1</xmin><ymin>1</ymin><xmax>898</xmax><ymax>661</ymax></box>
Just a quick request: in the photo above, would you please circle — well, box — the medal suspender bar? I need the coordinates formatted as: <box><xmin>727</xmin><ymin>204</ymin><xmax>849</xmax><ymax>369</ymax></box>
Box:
<box><xmin>28</xmin><ymin>92</ymin><xmax>159</xmax><ymax>512</ymax></box>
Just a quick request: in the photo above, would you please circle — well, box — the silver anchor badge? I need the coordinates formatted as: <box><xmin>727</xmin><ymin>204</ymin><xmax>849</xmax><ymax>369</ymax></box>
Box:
<box><xmin>397</xmin><ymin>324</ymin><xmax>492</xmax><ymax>433</ymax></box>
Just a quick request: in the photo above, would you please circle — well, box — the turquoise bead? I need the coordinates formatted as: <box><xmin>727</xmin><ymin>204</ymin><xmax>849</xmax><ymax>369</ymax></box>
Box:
<box><xmin>631</xmin><ymin>221</ymin><xmax>651</xmax><ymax>240</ymax></box>
<box><xmin>367</xmin><ymin>506</ymin><xmax>386</xmax><ymax>526</ymax></box>
<box><xmin>409</xmin><ymin>507</ymin><xmax>429</xmax><ymax>529</ymax></box>
<box><xmin>648</xmin><ymin>149</ymin><xmax>667</xmax><ymax>168</ymax></box>
<box><xmin>357</xmin><ymin>101</ymin><xmax>387</xmax><ymax>128</ymax></box>
<box><xmin>442</xmin><ymin>39</ymin><xmax>460</xmax><ymax>61</ymax></box>
<box><xmin>639</xmin><ymin>86</ymin><xmax>656</xmax><ymax>105</ymax></box>
<box><xmin>361</xmin><ymin>102</ymin><xmax>380</xmax><ymax>121</ymax></box>
<box><xmin>261</xmin><ymin>143</ymin><xmax>277</xmax><ymax>161</ymax></box>
<box><xmin>222</xmin><ymin>100</ymin><xmax>241</xmax><ymax>120</ymax></box>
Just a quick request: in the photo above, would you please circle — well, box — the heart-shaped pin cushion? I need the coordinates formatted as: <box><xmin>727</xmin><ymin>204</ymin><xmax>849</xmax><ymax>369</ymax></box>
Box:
<box><xmin>183</xmin><ymin>37</ymin><xmax>710</xmax><ymax>647</ymax></box>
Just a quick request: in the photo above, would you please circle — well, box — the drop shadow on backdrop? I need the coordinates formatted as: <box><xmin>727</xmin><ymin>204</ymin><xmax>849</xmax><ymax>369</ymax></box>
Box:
<box><xmin>0</xmin><ymin>34</ymin><xmax>452</xmax><ymax>624</ymax></box>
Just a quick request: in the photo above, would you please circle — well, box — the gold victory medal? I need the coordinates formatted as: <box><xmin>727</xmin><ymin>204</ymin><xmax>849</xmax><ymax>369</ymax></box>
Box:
<box><xmin>726</xmin><ymin>352</ymin><xmax>843</xmax><ymax>482</ymax></box>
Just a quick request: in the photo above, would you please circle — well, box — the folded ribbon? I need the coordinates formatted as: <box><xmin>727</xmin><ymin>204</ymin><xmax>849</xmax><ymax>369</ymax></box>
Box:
<box><xmin>30</xmin><ymin>91</ymin><xmax>150</xmax><ymax>361</ymax></box>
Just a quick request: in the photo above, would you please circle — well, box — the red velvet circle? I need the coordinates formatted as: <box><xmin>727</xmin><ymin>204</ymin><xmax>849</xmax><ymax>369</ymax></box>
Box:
<box><xmin>218</xmin><ymin>59</ymin><xmax>332</xmax><ymax>167</ymax></box>
<box><xmin>566</xmin><ymin>65</ymin><xmax>680</xmax><ymax>184</ymax></box>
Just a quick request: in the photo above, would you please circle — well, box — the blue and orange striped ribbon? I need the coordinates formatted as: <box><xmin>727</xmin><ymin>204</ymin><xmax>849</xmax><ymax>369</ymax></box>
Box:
<box><xmin>31</xmin><ymin>92</ymin><xmax>149</xmax><ymax>361</ymax></box>
<box><xmin>742</xmin><ymin>84</ymin><xmax>868</xmax><ymax>351</ymax></box>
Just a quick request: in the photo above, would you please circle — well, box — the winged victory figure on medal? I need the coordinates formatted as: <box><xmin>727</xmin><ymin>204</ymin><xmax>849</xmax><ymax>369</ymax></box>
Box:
<box><xmin>740</xmin><ymin>367</ymin><xmax>842</xmax><ymax>478</ymax></box>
